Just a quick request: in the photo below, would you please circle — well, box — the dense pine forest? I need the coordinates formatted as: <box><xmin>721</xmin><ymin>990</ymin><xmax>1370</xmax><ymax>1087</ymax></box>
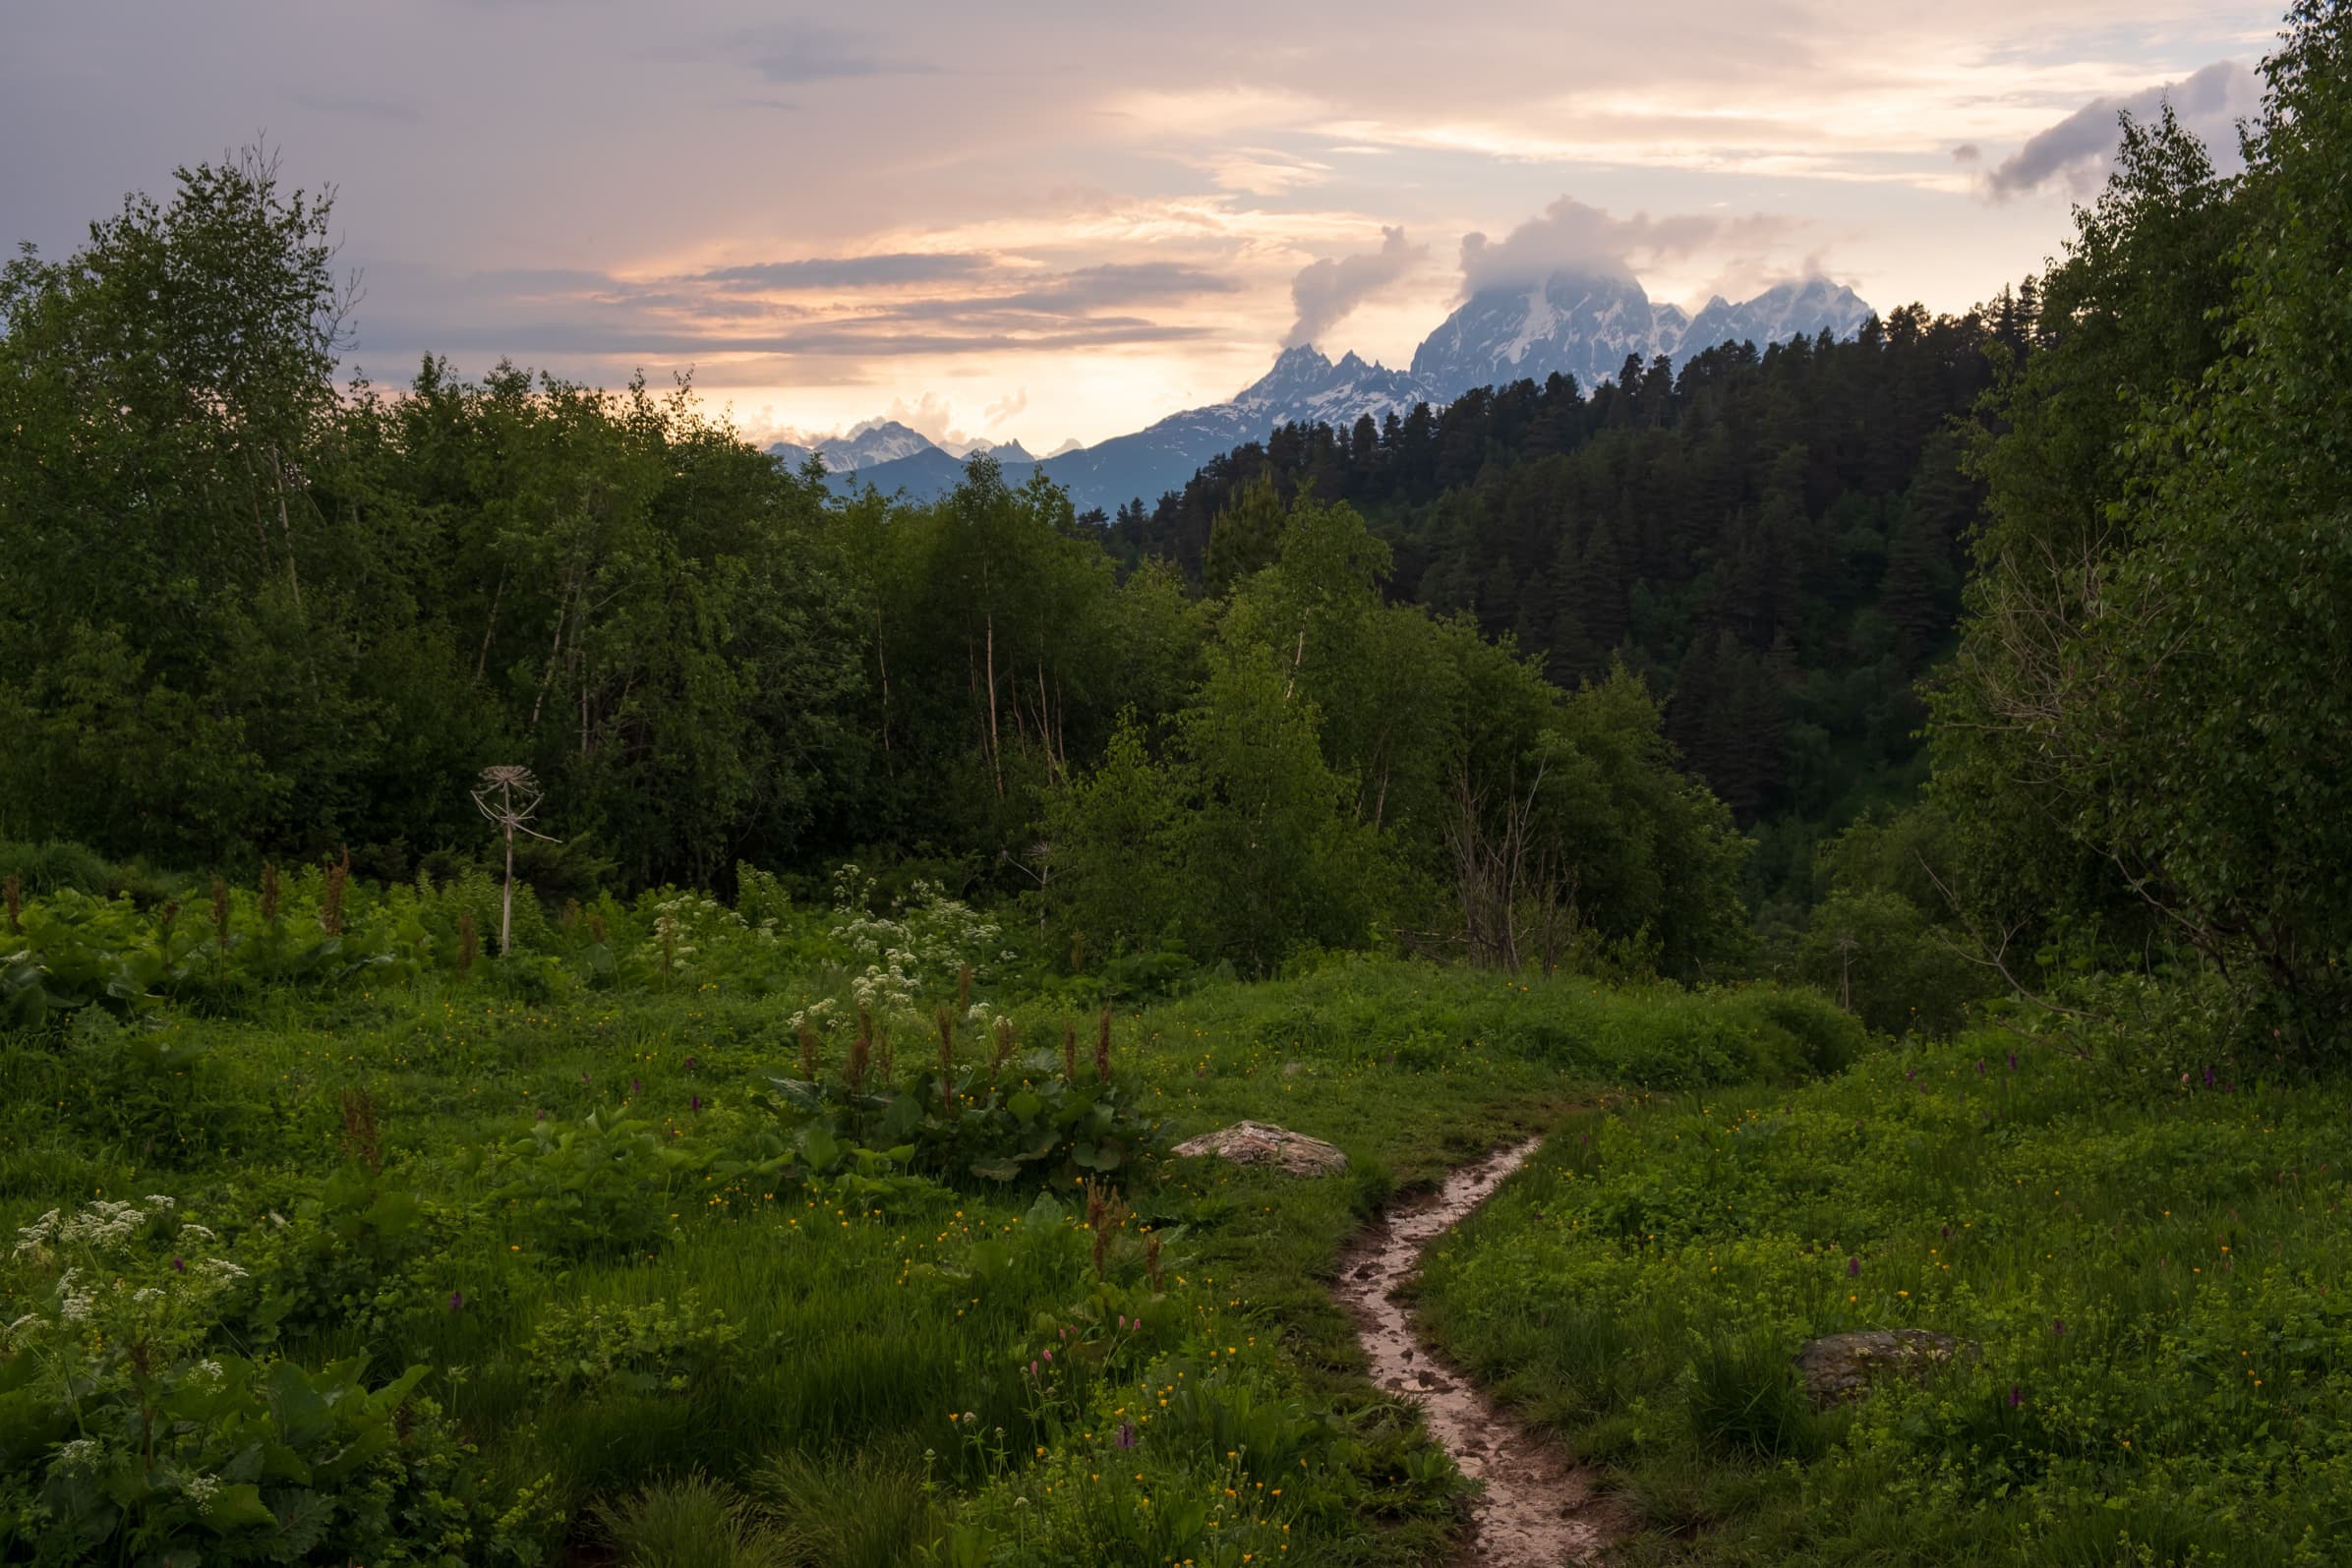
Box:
<box><xmin>6</xmin><ymin>4</ymin><xmax>2352</xmax><ymax>1565</ymax></box>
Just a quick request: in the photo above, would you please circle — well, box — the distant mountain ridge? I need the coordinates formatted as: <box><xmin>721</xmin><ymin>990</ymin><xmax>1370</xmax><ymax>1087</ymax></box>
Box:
<box><xmin>775</xmin><ymin>269</ymin><xmax>1875</xmax><ymax>512</ymax></box>
<box><xmin>1410</xmin><ymin>272</ymin><xmax>1876</xmax><ymax>400</ymax></box>
<box><xmin>768</xmin><ymin>420</ymin><xmax>937</xmax><ymax>474</ymax></box>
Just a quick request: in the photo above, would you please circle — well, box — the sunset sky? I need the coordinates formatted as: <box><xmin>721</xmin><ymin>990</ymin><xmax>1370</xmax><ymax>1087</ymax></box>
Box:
<box><xmin>3</xmin><ymin>1</ymin><xmax>2279</xmax><ymax>451</ymax></box>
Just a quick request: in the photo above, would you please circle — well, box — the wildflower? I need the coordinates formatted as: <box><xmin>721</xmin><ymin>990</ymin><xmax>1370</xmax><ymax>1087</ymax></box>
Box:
<box><xmin>450</xmin><ymin>1291</ymin><xmax>465</xmax><ymax>1311</ymax></box>
<box><xmin>2007</xmin><ymin>1051</ymin><xmax>2019</xmax><ymax>1071</ymax></box>
<box><xmin>632</xmin><ymin>1077</ymin><xmax>642</xmax><ymax>1094</ymax></box>
<box><xmin>172</xmin><ymin>1256</ymin><xmax>186</xmax><ymax>1273</ymax></box>
<box><xmin>2009</xmin><ymin>1385</ymin><xmax>2022</xmax><ymax>1408</ymax></box>
<box><xmin>2053</xmin><ymin>1318</ymin><xmax>2065</xmax><ymax>1336</ymax></box>
<box><xmin>1847</xmin><ymin>1257</ymin><xmax>1860</xmax><ymax>1277</ymax></box>
<box><xmin>691</xmin><ymin>1095</ymin><xmax>703</xmax><ymax>1113</ymax></box>
<box><xmin>1975</xmin><ymin>1060</ymin><xmax>1985</xmax><ymax>1074</ymax></box>
<box><xmin>1116</xmin><ymin>1421</ymin><xmax>1139</xmax><ymax>1449</ymax></box>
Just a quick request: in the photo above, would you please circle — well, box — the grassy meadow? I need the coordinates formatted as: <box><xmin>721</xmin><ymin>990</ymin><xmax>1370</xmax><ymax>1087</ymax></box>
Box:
<box><xmin>0</xmin><ymin>863</ymin><xmax>1856</xmax><ymax>1565</ymax></box>
<box><xmin>1419</xmin><ymin>1017</ymin><xmax>2352</xmax><ymax>1565</ymax></box>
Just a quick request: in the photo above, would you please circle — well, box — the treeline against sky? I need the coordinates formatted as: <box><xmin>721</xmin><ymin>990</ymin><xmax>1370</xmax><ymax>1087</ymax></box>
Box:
<box><xmin>10</xmin><ymin>0</ymin><xmax>2352</xmax><ymax>1045</ymax></box>
<box><xmin>0</xmin><ymin>154</ymin><xmax>1745</xmax><ymax>979</ymax></box>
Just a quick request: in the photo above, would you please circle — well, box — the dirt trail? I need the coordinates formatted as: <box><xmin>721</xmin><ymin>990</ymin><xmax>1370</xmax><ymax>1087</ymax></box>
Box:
<box><xmin>1333</xmin><ymin>1138</ymin><xmax>1626</xmax><ymax>1566</ymax></box>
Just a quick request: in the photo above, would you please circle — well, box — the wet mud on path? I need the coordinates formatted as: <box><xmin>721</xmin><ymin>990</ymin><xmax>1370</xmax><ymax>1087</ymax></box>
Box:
<box><xmin>1333</xmin><ymin>1138</ymin><xmax>1627</xmax><ymax>1566</ymax></box>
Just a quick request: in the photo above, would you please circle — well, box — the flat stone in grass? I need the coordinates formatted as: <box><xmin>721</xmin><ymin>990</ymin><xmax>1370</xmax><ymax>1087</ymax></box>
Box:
<box><xmin>1795</xmin><ymin>1329</ymin><xmax>1975</xmax><ymax>1403</ymax></box>
<box><xmin>1171</xmin><ymin>1120</ymin><xmax>1348</xmax><ymax>1177</ymax></box>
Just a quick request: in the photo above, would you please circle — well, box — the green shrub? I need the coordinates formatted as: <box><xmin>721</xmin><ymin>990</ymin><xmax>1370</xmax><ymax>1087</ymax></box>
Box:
<box><xmin>1</xmin><ymin>1194</ymin><xmax>535</xmax><ymax>1563</ymax></box>
<box><xmin>0</xmin><ymin>840</ymin><xmax>118</xmax><ymax>898</ymax></box>
<box><xmin>1796</xmin><ymin>888</ymin><xmax>1992</xmax><ymax>1037</ymax></box>
<box><xmin>490</xmin><ymin>1111</ymin><xmax>711</xmax><ymax>1257</ymax></box>
<box><xmin>528</xmin><ymin>1292</ymin><xmax>741</xmax><ymax>1396</ymax></box>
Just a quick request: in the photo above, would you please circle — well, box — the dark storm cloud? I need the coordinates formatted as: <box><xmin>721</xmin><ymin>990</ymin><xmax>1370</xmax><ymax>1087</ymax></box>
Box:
<box><xmin>1984</xmin><ymin>60</ymin><xmax>2257</xmax><ymax>200</ymax></box>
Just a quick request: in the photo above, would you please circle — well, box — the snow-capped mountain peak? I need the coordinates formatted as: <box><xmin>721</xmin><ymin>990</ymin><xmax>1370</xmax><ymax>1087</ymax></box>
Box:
<box><xmin>1411</xmin><ymin>268</ymin><xmax>1873</xmax><ymax>401</ymax></box>
<box><xmin>765</xmin><ymin>420</ymin><xmax>943</xmax><ymax>473</ymax></box>
<box><xmin>800</xmin><ymin>270</ymin><xmax>1873</xmax><ymax>512</ymax></box>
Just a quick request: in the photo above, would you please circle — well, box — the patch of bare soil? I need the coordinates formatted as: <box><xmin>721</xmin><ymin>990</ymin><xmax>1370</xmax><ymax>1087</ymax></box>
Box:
<box><xmin>1333</xmin><ymin>1139</ymin><xmax>1629</xmax><ymax>1566</ymax></box>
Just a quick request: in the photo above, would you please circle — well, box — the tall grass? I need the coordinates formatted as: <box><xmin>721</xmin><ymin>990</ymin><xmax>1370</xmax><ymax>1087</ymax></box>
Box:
<box><xmin>1419</xmin><ymin>1028</ymin><xmax>2352</xmax><ymax>1564</ymax></box>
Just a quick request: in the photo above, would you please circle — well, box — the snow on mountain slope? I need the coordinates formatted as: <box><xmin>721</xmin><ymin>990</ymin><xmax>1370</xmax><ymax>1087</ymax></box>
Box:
<box><xmin>1411</xmin><ymin>270</ymin><xmax>1872</xmax><ymax>401</ymax></box>
<box><xmin>809</xmin><ymin>275</ymin><xmax>1873</xmax><ymax>512</ymax></box>
<box><xmin>764</xmin><ymin>420</ymin><xmax>941</xmax><ymax>474</ymax></box>
<box><xmin>828</xmin><ymin>346</ymin><xmax>1431</xmax><ymax>511</ymax></box>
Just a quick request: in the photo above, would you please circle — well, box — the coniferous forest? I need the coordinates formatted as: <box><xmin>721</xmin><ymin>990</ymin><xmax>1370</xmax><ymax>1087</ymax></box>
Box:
<box><xmin>5</xmin><ymin>5</ymin><xmax>2352</xmax><ymax>1566</ymax></box>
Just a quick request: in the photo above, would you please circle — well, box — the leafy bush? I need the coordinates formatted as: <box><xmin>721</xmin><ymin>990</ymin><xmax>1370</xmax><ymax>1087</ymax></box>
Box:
<box><xmin>0</xmin><ymin>841</ymin><xmax>115</xmax><ymax>898</ymax></box>
<box><xmin>490</xmin><ymin>1111</ymin><xmax>712</xmax><ymax>1257</ymax></box>
<box><xmin>1</xmin><ymin>1195</ymin><xmax>534</xmax><ymax>1563</ymax></box>
<box><xmin>768</xmin><ymin>1035</ymin><xmax>1167</xmax><ymax>1188</ymax></box>
<box><xmin>1795</xmin><ymin>888</ymin><xmax>1992</xmax><ymax>1038</ymax></box>
<box><xmin>528</xmin><ymin>1292</ymin><xmax>741</xmax><ymax>1396</ymax></box>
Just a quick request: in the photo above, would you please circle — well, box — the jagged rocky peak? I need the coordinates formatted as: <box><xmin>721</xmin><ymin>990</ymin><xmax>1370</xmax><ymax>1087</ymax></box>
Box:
<box><xmin>1410</xmin><ymin>267</ymin><xmax>1874</xmax><ymax>402</ymax></box>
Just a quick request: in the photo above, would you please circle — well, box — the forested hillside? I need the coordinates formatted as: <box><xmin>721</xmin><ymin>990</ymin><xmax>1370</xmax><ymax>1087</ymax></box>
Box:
<box><xmin>1116</xmin><ymin>305</ymin><xmax>2026</xmax><ymax>901</ymax></box>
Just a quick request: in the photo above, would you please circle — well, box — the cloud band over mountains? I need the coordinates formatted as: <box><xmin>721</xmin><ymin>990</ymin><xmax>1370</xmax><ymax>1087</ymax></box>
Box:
<box><xmin>1456</xmin><ymin>198</ymin><xmax>1799</xmax><ymax>298</ymax></box>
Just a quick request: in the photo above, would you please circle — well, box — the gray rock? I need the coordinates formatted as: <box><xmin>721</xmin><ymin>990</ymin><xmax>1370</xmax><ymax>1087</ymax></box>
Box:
<box><xmin>1170</xmin><ymin>1120</ymin><xmax>1348</xmax><ymax>1177</ymax></box>
<box><xmin>1794</xmin><ymin>1330</ymin><xmax>1975</xmax><ymax>1404</ymax></box>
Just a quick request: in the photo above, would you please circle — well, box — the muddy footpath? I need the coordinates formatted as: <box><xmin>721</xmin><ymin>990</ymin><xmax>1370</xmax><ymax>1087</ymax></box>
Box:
<box><xmin>1332</xmin><ymin>1139</ymin><xmax>1628</xmax><ymax>1566</ymax></box>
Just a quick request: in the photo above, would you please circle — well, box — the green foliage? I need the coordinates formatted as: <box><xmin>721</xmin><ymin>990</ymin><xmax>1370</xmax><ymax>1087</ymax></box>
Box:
<box><xmin>0</xmin><ymin>843</ymin><xmax>117</xmax><ymax>900</ymax></box>
<box><xmin>591</xmin><ymin>1473</ymin><xmax>788</xmax><ymax>1568</ymax></box>
<box><xmin>1420</xmin><ymin>1012</ymin><xmax>2352</xmax><ymax>1564</ymax></box>
<box><xmin>1935</xmin><ymin>9</ymin><xmax>2352</xmax><ymax>1051</ymax></box>
<box><xmin>1794</xmin><ymin>889</ymin><xmax>1988</xmax><ymax>1038</ymax></box>
<box><xmin>1</xmin><ymin>1195</ymin><xmax>523</xmax><ymax>1564</ymax></box>
<box><xmin>491</xmin><ymin>1111</ymin><xmax>709</xmax><ymax>1258</ymax></box>
<box><xmin>768</xmin><ymin>1036</ymin><xmax>1169</xmax><ymax>1188</ymax></box>
<box><xmin>529</xmin><ymin>1293</ymin><xmax>742</xmax><ymax>1397</ymax></box>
